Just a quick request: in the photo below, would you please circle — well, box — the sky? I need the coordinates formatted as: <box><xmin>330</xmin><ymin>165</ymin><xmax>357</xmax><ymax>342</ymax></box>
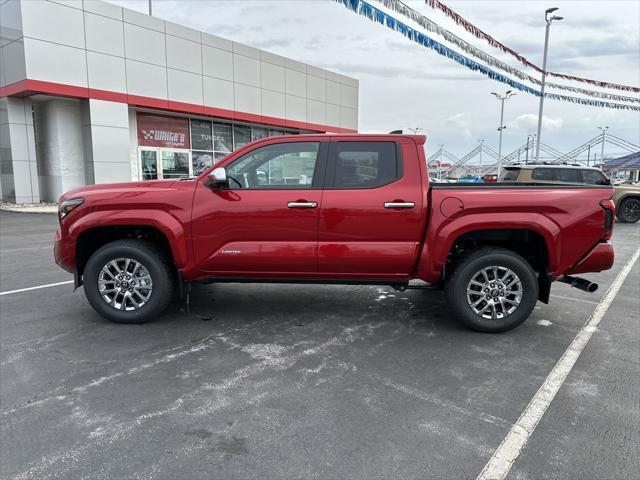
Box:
<box><xmin>109</xmin><ymin>0</ymin><xmax>640</xmax><ymax>162</ymax></box>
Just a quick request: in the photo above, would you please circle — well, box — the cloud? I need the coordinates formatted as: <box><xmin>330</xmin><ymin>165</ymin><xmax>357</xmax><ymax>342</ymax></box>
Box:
<box><xmin>250</xmin><ymin>37</ymin><xmax>294</xmax><ymax>49</ymax></box>
<box><xmin>320</xmin><ymin>62</ymin><xmax>480</xmax><ymax>81</ymax></box>
<box><xmin>510</xmin><ymin>114</ymin><xmax>564</xmax><ymax>132</ymax></box>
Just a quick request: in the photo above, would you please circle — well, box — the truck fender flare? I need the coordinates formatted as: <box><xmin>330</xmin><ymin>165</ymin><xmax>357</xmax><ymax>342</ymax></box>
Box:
<box><xmin>416</xmin><ymin>212</ymin><xmax>560</xmax><ymax>282</ymax></box>
<box><xmin>68</xmin><ymin>209</ymin><xmax>190</xmax><ymax>268</ymax></box>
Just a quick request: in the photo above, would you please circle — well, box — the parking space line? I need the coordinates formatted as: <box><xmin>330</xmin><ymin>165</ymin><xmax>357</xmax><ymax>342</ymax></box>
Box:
<box><xmin>0</xmin><ymin>280</ymin><xmax>73</xmax><ymax>296</ymax></box>
<box><xmin>477</xmin><ymin>246</ymin><xmax>640</xmax><ymax>480</ymax></box>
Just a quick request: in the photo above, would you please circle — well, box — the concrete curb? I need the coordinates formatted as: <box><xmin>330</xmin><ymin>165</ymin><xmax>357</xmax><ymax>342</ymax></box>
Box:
<box><xmin>1</xmin><ymin>205</ymin><xmax>58</xmax><ymax>214</ymax></box>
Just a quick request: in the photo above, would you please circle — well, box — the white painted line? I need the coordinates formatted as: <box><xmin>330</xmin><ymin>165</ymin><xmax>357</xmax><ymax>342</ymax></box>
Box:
<box><xmin>0</xmin><ymin>280</ymin><xmax>73</xmax><ymax>296</ymax></box>
<box><xmin>477</xmin><ymin>246</ymin><xmax>640</xmax><ymax>480</ymax></box>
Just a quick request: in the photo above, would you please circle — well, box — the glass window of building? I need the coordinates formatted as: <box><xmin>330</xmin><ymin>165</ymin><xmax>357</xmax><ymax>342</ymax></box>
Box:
<box><xmin>190</xmin><ymin>119</ymin><xmax>213</xmax><ymax>151</ymax></box>
<box><xmin>213</xmin><ymin>123</ymin><xmax>233</xmax><ymax>154</ymax></box>
<box><xmin>233</xmin><ymin>125</ymin><xmax>251</xmax><ymax>149</ymax></box>
<box><xmin>269</xmin><ymin>129</ymin><xmax>285</xmax><ymax>136</ymax></box>
<box><xmin>251</xmin><ymin>126</ymin><xmax>269</xmax><ymax>142</ymax></box>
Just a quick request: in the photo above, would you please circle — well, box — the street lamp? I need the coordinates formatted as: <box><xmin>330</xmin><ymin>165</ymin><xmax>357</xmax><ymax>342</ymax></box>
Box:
<box><xmin>598</xmin><ymin>126</ymin><xmax>609</xmax><ymax>166</ymax></box>
<box><xmin>478</xmin><ymin>139</ymin><xmax>484</xmax><ymax>177</ymax></box>
<box><xmin>534</xmin><ymin>7</ymin><xmax>563</xmax><ymax>163</ymax></box>
<box><xmin>492</xmin><ymin>90</ymin><xmax>516</xmax><ymax>178</ymax></box>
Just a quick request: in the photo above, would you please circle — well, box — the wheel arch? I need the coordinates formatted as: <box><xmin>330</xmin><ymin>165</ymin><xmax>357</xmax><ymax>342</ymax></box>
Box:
<box><xmin>71</xmin><ymin>211</ymin><xmax>189</xmax><ymax>280</ymax></box>
<box><xmin>416</xmin><ymin>213</ymin><xmax>559</xmax><ymax>285</ymax></box>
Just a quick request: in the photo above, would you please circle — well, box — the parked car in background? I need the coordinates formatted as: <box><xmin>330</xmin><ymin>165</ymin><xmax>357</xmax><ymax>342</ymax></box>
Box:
<box><xmin>457</xmin><ymin>175</ymin><xmax>484</xmax><ymax>183</ymax></box>
<box><xmin>499</xmin><ymin>163</ymin><xmax>611</xmax><ymax>185</ymax></box>
<box><xmin>483</xmin><ymin>174</ymin><xmax>498</xmax><ymax>183</ymax></box>
<box><xmin>499</xmin><ymin>163</ymin><xmax>638</xmax><ymax>223</ymax></box>
<box><xmin>55</xmin><ymin>134</ymin><xmax>615</xmax><ymax>332</ymax></box>
<box><xmin>612</xmin><ymin>183</ymin><xmax>640</xmax><ymax>223</ymax></box>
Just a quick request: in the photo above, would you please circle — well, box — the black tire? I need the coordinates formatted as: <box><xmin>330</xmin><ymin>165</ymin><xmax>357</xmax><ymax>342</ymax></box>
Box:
<box><xmin>445</xmin><ymin>247</ymin><xmax>538</xmax><ymax>333</ymax></box>
<box><xmin>616</xmin><ymin>197</ymin><xmax>640</xmax><ymax>223</ymax></box>
<box><xmin>83</xmin><ymin>239</ymin><xmax>174</xmax><ymax>324</ymax></box>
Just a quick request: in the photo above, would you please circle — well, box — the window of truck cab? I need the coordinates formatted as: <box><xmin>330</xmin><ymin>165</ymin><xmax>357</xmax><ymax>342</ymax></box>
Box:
<box><xmin>226</xmin><ymin>142</ymin><xmax>325</xmax><ymax>189</ymax></box>
<box><xmin>327</xmin><ymin>141</ymin><xmax>402</xmax><ymax>189</ymax></box>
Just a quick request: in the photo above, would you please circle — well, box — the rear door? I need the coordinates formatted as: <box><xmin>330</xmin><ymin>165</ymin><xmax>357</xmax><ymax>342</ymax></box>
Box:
<box><xmin>318</xmin><ymin>139</ymin><xmax>424</xmax><ymax>278</ymax></box>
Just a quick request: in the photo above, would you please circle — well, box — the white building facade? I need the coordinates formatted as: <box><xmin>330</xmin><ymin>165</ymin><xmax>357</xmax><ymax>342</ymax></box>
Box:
<box><xmin>0</xmin><ymin>0</ymin><xmax>359</xmax><ymax>203</ymax></box>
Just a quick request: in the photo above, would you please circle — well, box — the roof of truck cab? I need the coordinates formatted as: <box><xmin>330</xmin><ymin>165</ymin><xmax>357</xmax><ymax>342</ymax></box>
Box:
<box><xmin>274</xmin><ymin>133</ymin><xmax>426</xmax><ymax>144</ymax></box>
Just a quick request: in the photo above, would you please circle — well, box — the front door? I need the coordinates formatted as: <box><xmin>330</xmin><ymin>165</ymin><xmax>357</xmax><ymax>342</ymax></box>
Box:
<box><xmin>318</xmin><ymin>139</ymin><xmax>425</xmax><ymax>278</ymax></box>
<box><xmin>191</xmin><ymin>140</ymin><xmax>328</xmax><ymax>276</ymax></box>
<box><xmin>138</xmin><ymin>148</ymin><xmax>192</xmax><ymax>180</ymax></box>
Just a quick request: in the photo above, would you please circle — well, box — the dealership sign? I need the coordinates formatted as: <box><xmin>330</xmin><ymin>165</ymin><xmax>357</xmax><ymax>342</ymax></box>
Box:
<box><xmin>137</xmin><ymin>113</ymin><xmax>190</xmax><ymax>149</ymax></box>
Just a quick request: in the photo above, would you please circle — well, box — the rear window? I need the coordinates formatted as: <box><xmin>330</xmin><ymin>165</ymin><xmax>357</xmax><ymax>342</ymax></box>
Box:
<box><xmin>331</xmin><ymin>142</ymin><xmax>401</xmax><ymax>189</ymax></box>
<box><xmin>501</xmin><ymin>168</ymin><xmax>520</xmax><ymax>181</ymax></box>
<box><xmin>532</xmin><ymin>168</ymin><xmax>555</xmax><ymax>181</ymax></box>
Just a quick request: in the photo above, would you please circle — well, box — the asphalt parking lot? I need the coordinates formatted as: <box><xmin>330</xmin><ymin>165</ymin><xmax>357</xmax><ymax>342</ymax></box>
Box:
<box><xmin>1</xmin><ymin>210</ymin><xmax>638</xmax><ymax>480</ymax></box>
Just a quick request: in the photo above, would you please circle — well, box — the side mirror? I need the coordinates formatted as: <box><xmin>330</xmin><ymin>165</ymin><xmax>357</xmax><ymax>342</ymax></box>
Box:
<box><xmin>207</xmin><ymin>167</ymin><xmax>229</xmax><ymax>189</ymax></box>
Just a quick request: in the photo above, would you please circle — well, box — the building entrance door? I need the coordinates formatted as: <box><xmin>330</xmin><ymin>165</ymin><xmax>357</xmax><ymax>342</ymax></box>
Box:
<box><xmin>138</xmin><ymin>148</ymin><xmax>192</xmax><ymax>180</ymax></box>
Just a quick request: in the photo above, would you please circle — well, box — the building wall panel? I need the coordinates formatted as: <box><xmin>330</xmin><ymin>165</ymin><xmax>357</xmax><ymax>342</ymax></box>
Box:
<box><xmin>202</xmin><ymin>45</ymin><xmax>233</xmax><ymax>81</ymax></box>
<box><xmin>203</xmin><ymin>76</ymin><xmax>234</xmax><ymax>110</ymax></box>
<box><xmin>87</xmin><ymin>51</ymin><xmax>126</xmax><ymax>93</ymax></box>
<box><xmin>125</xmin><ymin>59</ymin><xmax>167</xmax><ymax>99</ymax></box>
<box><xmin>166</xmin><ymin>35</ymin><xmax>202</xmax><ymax>74</ymax></box>
<box><xmin>84</xmin><ymin>11</ymin><xmax>125</xmax><ymax>57</ymax></box>
<box><xmin>21</xmin><ymin>0</ymin><xmax>85</xmax><ymax>49</ymax></box>
<box><xmin>24</xmin><ymin>38</ymin><xmax>87</xmax><ymax>87</ymax></box>
<box><xmin>168</xmin><ymin>68</ymin><xmax>203</xmax><ymax>106</ymax></box>
<box><xmin>124</xmin><ymin>23</ymin><xmax>165</xmax><ymax>66</ymax></box>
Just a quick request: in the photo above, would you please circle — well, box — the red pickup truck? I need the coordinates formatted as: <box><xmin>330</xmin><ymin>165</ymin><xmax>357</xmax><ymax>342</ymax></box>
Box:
<box><xmin>54</xmin><ymin>134</ymin><xmax>615</xmax><ymax>332</ymax></box>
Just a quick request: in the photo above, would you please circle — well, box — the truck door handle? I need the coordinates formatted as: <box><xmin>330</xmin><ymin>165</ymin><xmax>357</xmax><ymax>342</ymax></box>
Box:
<box><xmin>288</xmin><ymin>202</ymin><xmax>317</xmax><ymax>209</ymax></box>
<box><xmin>384</xmin><ymin>202</ymin><xmax>415</xmax><ymax>209</ymax></box>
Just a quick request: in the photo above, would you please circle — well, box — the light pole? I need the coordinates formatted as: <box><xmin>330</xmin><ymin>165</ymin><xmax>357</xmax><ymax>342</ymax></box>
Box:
<box><xmin>478</xmin><ymin>139</ymin><xmax>484</xmax><ymax>178</ymax></box>
<box><xmin>492</xmin><ymin>90</ymin><xmax>516</xmax><ymax>177</ymax></box>
<box><xmin>598</xmin><ymin>126</ymin><xmax>609</xmax><ymax>166</ymax></box>
<box><xmin>438</xmin><ymin>144</ymin><xmax>444</xmax><ymax>179</ymax></box>
<box><xmin>148</xmin><ymin>0</ymin><xmax>152</xmax><ymax>15</ymax></box>
<box><xmin>525</xmin><ymin>134</ymin><xmax>536</xmax><ymax>164</ymax></box>
<box><xmin>534</xmin><ymin>7</ymin><xmax>563</xmax><ymax>163</ymax></box>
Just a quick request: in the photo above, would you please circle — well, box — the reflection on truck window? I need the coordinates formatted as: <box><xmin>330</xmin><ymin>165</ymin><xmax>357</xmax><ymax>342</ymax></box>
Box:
<box><xmin>227</xmin><ymin>142</ymin><xmax>320</xmax><ymax>189</ymax></box>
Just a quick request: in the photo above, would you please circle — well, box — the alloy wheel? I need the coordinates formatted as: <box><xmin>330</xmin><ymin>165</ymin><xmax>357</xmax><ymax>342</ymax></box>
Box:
<box><xmin>466</xmin><ymin>266</ymin><xmax>523</xmax><ymax>320</ymax></box>
<box><xmin>98</xmin><ymin>258</ymin><xmax>153</xmax><ymax>311</ymax></box>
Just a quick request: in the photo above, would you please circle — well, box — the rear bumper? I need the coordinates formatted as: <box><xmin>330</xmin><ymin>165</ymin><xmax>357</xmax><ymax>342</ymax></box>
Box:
<box><xmin>566</xmin><ymin>242</ymin><xmax>614</xmax><ymax>275</ymax></box>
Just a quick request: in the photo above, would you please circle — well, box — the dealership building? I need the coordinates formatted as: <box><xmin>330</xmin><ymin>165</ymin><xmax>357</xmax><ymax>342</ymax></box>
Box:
<box><xmin>0</xmin><ymin>0</ymin><xmax>359</xmax><ymax>203</ymax></box>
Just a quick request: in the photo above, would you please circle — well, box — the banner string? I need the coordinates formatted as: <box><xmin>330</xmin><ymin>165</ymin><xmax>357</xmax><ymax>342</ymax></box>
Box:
<box><xmin>374</xmin><ymin>0</ymin><xmax>639</xmax><ymax>103</ymax></box>
<box><xmin>333</xmin><ymin>0</ymin><xmax>640</xmax><ymax>111</ymax></box>
<box><xmin>424</xmin><ymin>0</ymin><xmax>639</xmax><ymax>93</ymax></box>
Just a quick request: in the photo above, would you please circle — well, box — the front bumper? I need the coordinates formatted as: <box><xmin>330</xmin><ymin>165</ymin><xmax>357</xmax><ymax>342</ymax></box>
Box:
<box><xmin>566</xmin><ymin>242</ymin><xmax>614</xmax><ymax>275</ymax></box>
<box><xmin>54</xmin><ymin>227</ymin><xmax>75</xmax><ymax>273</ymax></box>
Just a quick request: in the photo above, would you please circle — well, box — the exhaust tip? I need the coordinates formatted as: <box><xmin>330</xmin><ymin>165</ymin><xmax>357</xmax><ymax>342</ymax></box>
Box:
<box><xmin>587</xmin><ymin>282</ymin><xmax>598</xmax><ymax>293</ymax></box>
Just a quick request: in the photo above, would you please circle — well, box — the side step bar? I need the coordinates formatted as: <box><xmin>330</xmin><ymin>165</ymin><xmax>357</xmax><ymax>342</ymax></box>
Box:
<box><xmin>558</xmin><ymin>276</ymin><xmax>598</xmax><ymax>293</ymax></box>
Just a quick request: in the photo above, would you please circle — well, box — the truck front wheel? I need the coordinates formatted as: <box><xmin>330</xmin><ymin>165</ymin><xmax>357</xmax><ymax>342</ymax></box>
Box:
<box><xmin>83</xmin><ymin>239</ymin><xmax>174</xmax><ymax>324</ymax></box>
<box><xmin>445</xmin><ymin>247</ymin><xmax>538</xmax><ymax>333</ymax></box>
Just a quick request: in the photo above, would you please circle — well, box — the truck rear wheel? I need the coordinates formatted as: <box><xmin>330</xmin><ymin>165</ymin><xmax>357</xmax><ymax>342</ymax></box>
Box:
<box><xmin>445</xmin><ymin>247</ymin><xmax>538</xmax><ymax>333</ymax></box>
<box><xmin>83</xmin><ymin>239</ymin><xmax>174</xmax><ymax>324</ymax></box>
